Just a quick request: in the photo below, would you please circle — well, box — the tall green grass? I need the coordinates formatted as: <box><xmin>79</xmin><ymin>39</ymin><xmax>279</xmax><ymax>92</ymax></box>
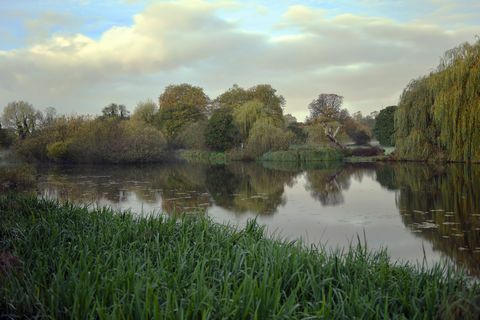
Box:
<box><xmin>261</xmin><ymin>148</ymin><xmax>343</xmax><ymax>162</ymax></box>
<box><xmin>1</xmin><ymin>195</ymin><xmax>479</xmax><ymax>319</ymax></box>
<box><xmin>177</xmin><ymin>150</ymin><xmax>228</xmax><ymax>164</ymax></box>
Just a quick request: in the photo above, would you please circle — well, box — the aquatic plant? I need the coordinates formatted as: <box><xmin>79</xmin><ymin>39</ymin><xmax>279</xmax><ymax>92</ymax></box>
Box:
<box><xmin>1</xmin><ymin>195</ymin><xmax>479</xmax><ymax>319</ymax></box>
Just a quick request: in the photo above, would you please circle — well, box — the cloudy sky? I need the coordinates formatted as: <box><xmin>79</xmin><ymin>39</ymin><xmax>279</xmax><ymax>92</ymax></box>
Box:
<box><xmin>1</xmin><ymin>0</ymin><xmax>479</xmax><ymax>120</ymax></box>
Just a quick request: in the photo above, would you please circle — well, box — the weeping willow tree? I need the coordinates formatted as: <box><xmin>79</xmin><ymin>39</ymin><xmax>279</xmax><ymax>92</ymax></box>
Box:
<box><xmin>395</xmin><ymin>39</ymin><xmax>480</xmax><ymax>162</ymax></box>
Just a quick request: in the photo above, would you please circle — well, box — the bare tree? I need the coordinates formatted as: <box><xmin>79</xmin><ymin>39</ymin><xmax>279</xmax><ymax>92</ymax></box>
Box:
<box><xmin>1</xmin><ymin>101</ymin><xmax>39</xmax><ymax>139</ymax></box>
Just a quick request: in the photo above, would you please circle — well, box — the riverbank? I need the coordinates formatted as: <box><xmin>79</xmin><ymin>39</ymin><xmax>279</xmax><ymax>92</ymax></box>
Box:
<box><xmin>1</xmin><ymin>195</ymin><xmax>478</xmax><ymax>319</ymax></box>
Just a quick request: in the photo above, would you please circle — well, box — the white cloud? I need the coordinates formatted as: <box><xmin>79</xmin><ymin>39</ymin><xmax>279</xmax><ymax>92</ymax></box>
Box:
<box><xmin>0</xmin><ymin>0</ymin><xmax>478</xmax><ymax>120</ymax></box>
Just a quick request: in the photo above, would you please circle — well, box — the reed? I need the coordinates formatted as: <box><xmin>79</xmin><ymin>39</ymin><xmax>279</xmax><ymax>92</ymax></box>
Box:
<box><xmin>1</xmin><ymin>195</ymin><xmax>478</xmax><ymax>319</ymax></box>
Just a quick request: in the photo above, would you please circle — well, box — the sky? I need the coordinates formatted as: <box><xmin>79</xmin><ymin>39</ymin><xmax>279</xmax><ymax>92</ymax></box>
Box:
<box><xmin>1</xmin><ymin>0</ymin><xmax>479</xmax><ymax>120</ymax></box>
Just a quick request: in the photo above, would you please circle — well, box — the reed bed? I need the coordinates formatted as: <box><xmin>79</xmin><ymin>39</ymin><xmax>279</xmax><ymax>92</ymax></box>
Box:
<box><xmin>1</xmin><ymin>194</ymin><xmax>479</xmax><ymax>319</ymax></box>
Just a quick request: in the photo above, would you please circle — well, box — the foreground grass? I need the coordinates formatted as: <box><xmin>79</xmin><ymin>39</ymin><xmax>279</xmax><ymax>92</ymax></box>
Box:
<box><xmin>1</xmin><ymin>195</ymin><xmax>479</xmax><ymax>319</ymax></box>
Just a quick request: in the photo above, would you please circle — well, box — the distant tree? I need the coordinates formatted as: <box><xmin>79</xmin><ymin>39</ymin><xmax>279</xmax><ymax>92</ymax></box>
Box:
<box><xmin>157</xmin><ymin>84</ymin><xmax>209</xmax><ymax>142</ymax></box>
<box><xmin>374</xmin><ymin>105</ymin><xmax>397</xmax><ymax>146</ymax></box>
<box><xmin>307</xmin><ymin>94</ymin><xmax>346</xmax><ymax>149</ymax></box>
<box><xmin>214</xmin><ymin>84</ymin><xmax>250</xmax><ymax>110</ymax></box>
<box><xmin>101</xmin><ymin>103</ymin><xmax>130</xmax><ymax>120</ymax></box>
<box><xmin>41</xmin><ymin>107</ymin><xmax>57</xmax><ymax>128</ymax></box>
<box><xmin>205</xmin><ymin>108</ymin><xmax>240</xmax><ymax>151</ymax></box>
<box><xmin>247</xmin><ymin>84</ymin><xmax>285</xmax><ymax>117</ymax></box>
<box><xmin>233</xmin><ymin>100</ymin><xmax>265</xmax><ymax>140</ymax></box>
<box><xmin>308</xmin><ymin>94</ymin><xmax>344</xmax><ymax>121</ymax></box>
<box><xmin>159</xmin><ymin>84</ymin><xmax>209</xmax><ymax>112</ymax></box>
<box><xmin>1</xmin><ymin>101</ymin><xmax>39</xmax><ymax>139</ymax></box>
<box><xmin>245</xmin><ymin>118</ymin><xmax>294</xmax><ymax>157</ymax></box>
<box><xmin>131</xmin><ymin>100</ymin><xmax>158</xmax><ymax>125</ymax></box>
<box><xmin>157</xmin><ymin>104</ymin><xmax>205</xmax><ymax>142</ymax></box>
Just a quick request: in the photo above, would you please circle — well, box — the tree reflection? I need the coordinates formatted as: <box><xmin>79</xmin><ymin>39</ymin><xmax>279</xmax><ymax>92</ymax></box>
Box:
<box><xmin>376</xmin><ymin>163</ymin><xmax>480</xmax><ymax>276</ymax></box>
<box><xmin>304</xmin><ymin>163</ymin><xmax>375</xmax><ymax>206</ymax></box>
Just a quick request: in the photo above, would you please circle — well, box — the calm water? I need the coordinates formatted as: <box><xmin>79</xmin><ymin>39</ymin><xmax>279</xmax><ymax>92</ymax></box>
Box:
<box><xmin>36</xmin><ymin>161</ymin><xmax>480</xmax><ymax>276</ymax></box>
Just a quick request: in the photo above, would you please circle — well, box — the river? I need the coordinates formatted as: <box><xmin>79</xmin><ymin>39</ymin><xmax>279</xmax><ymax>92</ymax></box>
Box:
<box><xmin>34</xmin><ymin>161</ymin><xmax>480</xmax><ymax>276</ymax></box>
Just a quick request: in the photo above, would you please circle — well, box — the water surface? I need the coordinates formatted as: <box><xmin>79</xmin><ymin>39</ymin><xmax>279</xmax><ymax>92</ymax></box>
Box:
<box><xmin>36</xmin><ymin>161</ymin><xmax>480</xmax><ymax>276</ymax></box>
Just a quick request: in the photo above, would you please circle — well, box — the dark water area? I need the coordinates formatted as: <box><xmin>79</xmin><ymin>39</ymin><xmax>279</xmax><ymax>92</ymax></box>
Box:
<box><xmin>35</xmin><ymin>161</ymin><xmax>480</xmax><ymax>276</ymax></box>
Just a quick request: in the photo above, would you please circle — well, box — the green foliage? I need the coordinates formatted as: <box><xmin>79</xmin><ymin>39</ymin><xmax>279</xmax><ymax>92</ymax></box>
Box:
<box><xmin>131</xmin><ymin>100</ymin><xmax>158</xmax><ymax>125</ymax></box>
<box><xmin>178</xmin><ymin>150</ymin><xmax>228</xmax><ymax>164</ymax></box>
<box><xmin>159</xmin><ymin>83</ymin><xmax>209</xmax><ymax>111</ymax></box>
<box><xmin>157</xmin><ymin>104</ymin><xmax>206</xmax><ymax>142</ymax></box>
<box><xmin>46</xmin><ymin>140</ymin><xmax>73</xmax><ymax>162</ymax></box>
<box><xmin>245</xmin><ymin>118</ymin><xmax>294</xmax><ymax>158</ymax></box>
<box><xmin>157</xmin><ymin>84</ymin><xmax>209</xmax><ymax>142</ymax></box>
<box><xmin>174</xmin><ymin>121</ymin><xmax>207</xmax><ymax>150</ymax></box>
<box><xmin>205</xmin><ymin>108</ymin><xmax>240</xmax><ymax>151</ymax></box>
<box><xmin>374</xmin><ymin>106</ymin><xmax>397</xmax><ymax>146</ymax></box>
<box><xmin>233</xmin><ymin>100</ymin><xmax>265</xmax><ymax>139</ymax></box>
<box><xmin>1</xmin><ymin>195</ymin><xmax>479</xmax><ymax>319</ymax></box>
<box><xmin>286</xmin><ymin>122</ymin><xmax>307</xmax><ymax>144</ymax></box>
<box><xmin>305</xmin><ymin>121</ymin><xmax>348</xmax><ymax>146</ymax></box>
<box><xmin>260</xmin><ymin>148</ymin><xmax>343</xmax><ymax>162</ymax></box>
<box><xmin>214</xmin><ymin>84</ymin><xmax>250</xmax><ymax>109</ymax></box>
<box><xmin>395</xmin><ymin>40</ymin><xmax>480</xmax><ymax>161</ymax></box>
<box><xmin>15</xmin><ymin>116</ymin><xmax>168</xmax><ymax>164</ymax></box>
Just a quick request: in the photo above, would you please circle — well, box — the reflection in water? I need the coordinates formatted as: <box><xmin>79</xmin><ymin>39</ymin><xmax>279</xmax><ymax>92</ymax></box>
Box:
<box><xmin>376</xmin><ymin>163</ymin><xmax>480</xmax><ymax>276</ymax></box>
<box><xmin>37</xmin><ymin>161</ymin><xmax>480</xmax><ymax>276</ymax></box>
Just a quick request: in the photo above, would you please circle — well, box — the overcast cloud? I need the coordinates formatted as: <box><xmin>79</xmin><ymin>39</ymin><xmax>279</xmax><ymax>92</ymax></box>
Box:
<box><xmin>0</xmin><ymin>0</ymin><xmax>478</xmax><ymax>120</ymax></box>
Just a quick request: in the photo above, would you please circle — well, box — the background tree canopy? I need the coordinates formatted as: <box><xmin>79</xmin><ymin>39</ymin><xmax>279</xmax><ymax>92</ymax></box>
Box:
<box><xmin>374</xmin><ymin>106</ymin><xmax>397</xmax><ymax>146</ymax></box>
<box><xmin>395</xmin><ymin>39</ymin><xmax>480</xmax><ymax>161</ymax></box>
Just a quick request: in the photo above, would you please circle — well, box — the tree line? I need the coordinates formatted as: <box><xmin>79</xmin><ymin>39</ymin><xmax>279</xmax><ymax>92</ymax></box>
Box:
<box><xmin>0</xmin><ymin>84</ymin><xmax>387</xmax><ymax>164</ymax></box>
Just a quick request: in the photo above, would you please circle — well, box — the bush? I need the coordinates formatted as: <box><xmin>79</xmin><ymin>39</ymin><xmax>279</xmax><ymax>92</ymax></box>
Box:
<box><xmin>46</xmin><ymin>140</ymin><xmax>73</xmax><ymax>162</ymax></box>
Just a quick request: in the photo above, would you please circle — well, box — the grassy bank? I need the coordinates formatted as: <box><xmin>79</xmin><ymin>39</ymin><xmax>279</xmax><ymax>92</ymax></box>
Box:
<box><xmin>1</xmin><ymin>195</ymin><xmax>479</xmax><ymax>319</ymax></box>
<box><xmin>260</xmin><ymin>148</ymin><xmax>343</xmax><ymax>162</ymax></box>
<box><xmin>177</xmin><ymin>150</ymin><xmax>230</xmax><ymax>164</ymax></box>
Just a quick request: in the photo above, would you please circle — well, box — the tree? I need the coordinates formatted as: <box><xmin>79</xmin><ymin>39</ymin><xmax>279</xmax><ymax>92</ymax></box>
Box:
<box><xmin>214</xmin><ymin>84</ymin><xmax>250</xmax><ymax>110</ymax></box>
<box><xmin>247</xmin><ymin>84</ymin><xmax>285</xmax><ymax>120</ymax></box>
<box><xmin>205</xmin><ymin>108</ymin><xmax>240</xmax><ymax>151</ymax></box>
<box><xmin>395</xmin><ymin>39</ymin><xmax>480</xmax><ymax>161</ymax></box>
<box><xmin>157</xmin><ymin>84</ymin><xmax>209</xmax><ymax>142</ymax></box>
<box><xmin>308</xmin><ymin>94</ymin><xmax>344</xmax><ymax>121</ymax></box>
<box><xmin>131</xmin><ymin>100</ymin><xmax>158</xmax><ymax>125</ymax></box>
<box><xmin>101</xmin><ymin>103</ymin><xmax>130</xmax><ymax>120</ymax></box>
<box><xmin>157</xmin><ymin>104</ymin><xmax>205</xmax><ymax>142</ymax></box>
<box><xmin>374</xmin><ymin>106</ymin><xmax>397</xmax><ymax>146</ymax></box>
<box><xmin>159</xmin><ymin>84</ymin><xmax>209</xmax><ymax>112</ymax></box>
<box><xmin>307</xmin><ymin>94</ymin><xmax>347</xmax><ymax>149</ymax></box>
<box><xmin>245</xmin><ymin>118</ymin><xmax>294</xmax><ymax>157</ymax></box>
<box><xmin>1</xmin><ymin>101</ymin><xmax>39</xmax><ymax>139</ymax></box>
